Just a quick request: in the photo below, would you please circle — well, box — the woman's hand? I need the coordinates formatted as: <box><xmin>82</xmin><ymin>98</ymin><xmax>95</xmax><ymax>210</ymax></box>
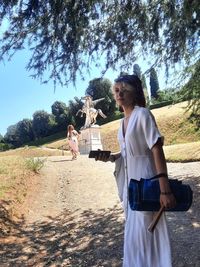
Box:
<box><xmin>160</xmin><ymin>192</ymin><xmax>176</xmax><ymax>210</ymax></box>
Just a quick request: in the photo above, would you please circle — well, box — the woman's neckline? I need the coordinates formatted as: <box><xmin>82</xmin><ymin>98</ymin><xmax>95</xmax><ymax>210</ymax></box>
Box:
<box><xmin>123</xmin><ymin>106</ymin><xmax>137</xmax><ymax>119</ymax></box>
<box><xmin>124</xmin><ymin>115</ymin><xmax>130</xmax><ymax>119</ymax></box>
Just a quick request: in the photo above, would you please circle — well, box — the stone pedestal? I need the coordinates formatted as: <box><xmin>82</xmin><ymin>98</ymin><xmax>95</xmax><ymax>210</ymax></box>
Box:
<box><xmin>79</xmin><ymin>125</ymin><xmax>103</xmax><ymax>154</ymax></box>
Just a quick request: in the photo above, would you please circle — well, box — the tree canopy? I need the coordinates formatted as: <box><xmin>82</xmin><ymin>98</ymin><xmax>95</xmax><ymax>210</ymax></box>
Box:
<box><xmin>32</xmin><ymin>110</ymin><xmax>52</xmax><ymax>138</ymax></box>
<box><xmin>51</xmin><ymin>101</ymin><xmax>69</xmax><ymax>130</ymax></box>
<box><xmin>85</xmin><ymin>78</ymin><xmax>115</xmax><ymax>117</ymax></box>
<box><xmin>0</xmin><ymin>0</ymin><xmax>199</xmax><ymax>85</ymax></box>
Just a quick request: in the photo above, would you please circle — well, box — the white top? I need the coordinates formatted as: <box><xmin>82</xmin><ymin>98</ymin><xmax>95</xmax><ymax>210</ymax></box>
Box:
<box><xmin>118</xmin><ymin>106</ymin><xmax>162</xmax><ymax>181</ymax></box>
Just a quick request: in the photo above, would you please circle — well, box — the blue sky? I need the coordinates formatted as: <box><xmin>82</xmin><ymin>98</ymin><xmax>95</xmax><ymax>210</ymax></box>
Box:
<box><xmin>0</xmin><ymin>47</ymin><xmax>170</xmax><ymax>136</ymax></box>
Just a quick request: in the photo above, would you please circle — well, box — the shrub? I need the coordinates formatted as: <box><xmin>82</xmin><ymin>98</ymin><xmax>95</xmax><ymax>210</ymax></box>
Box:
<box><xmin>25</xmin><ymin>158</ymin><xmax>46</xmax><ymax>173</ymax></box>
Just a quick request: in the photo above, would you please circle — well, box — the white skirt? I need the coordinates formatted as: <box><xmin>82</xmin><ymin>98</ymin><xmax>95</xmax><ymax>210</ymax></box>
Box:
<box><xmin>123</xmin><ymin>208</ymin><xmax>172</xmax><ymax>267</ymax></box>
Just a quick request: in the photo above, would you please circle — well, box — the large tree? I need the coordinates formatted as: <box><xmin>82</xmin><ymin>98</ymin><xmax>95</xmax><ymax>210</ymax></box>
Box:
<box><xmin>15</xmin><ymin>119</ymin><xmax>34</xmax><ymax>145</ymax></box>
<box><xmin>85</xmin><ymin>77</ymin><xmax>115</xmax><ymax>120</ymax></box>
<box><xmin>180</xmin><ymin>59</ymin><xmax>200</xmax><ymax>116</ymax></box>
<box><xmin>0</xmin><ymin>1</ymin><xmax>199</xmax><ymax>115</ymax></box>
<box><xmin>0</xmin><ymin>1</ymin><xmax>199</xmax><ymax>86</ymax></box>
<box><xmin>150</xmin><ymin>68</ymin><xmax>160</xmax><ymax>100</ymax></box>
<box><xmin>68</xmin><ymin>97</ymin><xmax>84</xmax><ymax>129</ymax></box>
<box><xmin>51</xmin><ymin>101</ymin><xmax>69</xmax><ymax>130</ymax></box>
<box><xmin>32</xmin><ymin>110</ymin><xmax>52</xmax><ymax>138</ymax></box>
<box><xmin>4</xmin><ymin>124</ymin><xmax>18</xmax><ymax>146</ymax></box>
<box><xmin>141</xmin><ymin>74</ymin><xmax>149</xmax><ymax>103</ymax></box>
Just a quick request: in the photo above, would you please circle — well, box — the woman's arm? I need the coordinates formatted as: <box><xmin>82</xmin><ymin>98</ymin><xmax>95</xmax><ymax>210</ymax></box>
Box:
<box><xmin>151</xmin><ymin>140</ymin><xmax>176</xmax><ymax>209</ymax></box>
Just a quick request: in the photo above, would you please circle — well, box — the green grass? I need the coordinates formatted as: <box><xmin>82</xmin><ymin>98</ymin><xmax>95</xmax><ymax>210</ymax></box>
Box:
<box><xmin>0</xmin><ymin>156</ymin><xmax>34</xmax><ymax>201</ymax></box>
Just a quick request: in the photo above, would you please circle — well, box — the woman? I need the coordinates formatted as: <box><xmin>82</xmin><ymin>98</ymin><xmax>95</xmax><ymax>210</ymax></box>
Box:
<box><xmin>96</xmin><ymin>74</ymin><xmax>176</xmax><ymax>267</ymax></box>
<box><xmin>67</xmin><ymin>124</ymin><xmax>79</xmax><ymax>160</ymax></box>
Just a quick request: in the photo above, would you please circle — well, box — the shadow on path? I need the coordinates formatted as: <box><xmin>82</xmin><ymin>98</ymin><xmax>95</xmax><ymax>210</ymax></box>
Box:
<box><xmin>0</xmin><ymin>205</ymin><xmax>124</xmax><ymax>267</ymax></box>
<box><xmin>0</xmin><ymin>173</ymin><xmax>199</xmax><ymax>267</ymax></box>
<box><xmin>168</xmin><ymin>174</ymin><xmax>200</xmax><ymax>267</ymax></box>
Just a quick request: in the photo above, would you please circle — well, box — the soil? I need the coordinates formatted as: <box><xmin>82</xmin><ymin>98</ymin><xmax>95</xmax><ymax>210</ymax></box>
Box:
<box><xmin>0</xmin><ymin>155</ymin><xmax>200</xmax><ymax>267</ymax></box>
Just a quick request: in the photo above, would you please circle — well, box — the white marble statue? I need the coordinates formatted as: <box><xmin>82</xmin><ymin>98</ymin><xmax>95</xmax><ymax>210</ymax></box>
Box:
<box><xmin>76</xmin><ymin>95</ymin><xmax>107</xmax><ymax>129</ymax></box>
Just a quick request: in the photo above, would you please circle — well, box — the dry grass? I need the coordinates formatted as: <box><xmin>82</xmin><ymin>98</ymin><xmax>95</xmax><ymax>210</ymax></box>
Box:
<box><xmin>0</xmin><ymin>146</ymin><xmax>69</xmax><ymax>158</ymax></box>
<box><xmin>45</xmin><ymin>139</ymin><xmax>69</xmax><ymax>150</ymax></box>
<box><xmin>153</xmin><ymin>102</ymin><xmax>200</xmax><ymax>145</ymax></box>
<box><xmin>0</xmin><ymin>147</ymin><xmax>70</xmax><ymax>214</ymax></box>
<box><xmin>0</xmin><ymin>156</ymin><xmax>34</xmax><ymax>204</ymax></box>
<box><xmin>164</xmin><ymin>142</ymin><xmax>200</xmax><ymax>162</ymax></box>
<box><xmin>0</xmin><ymin>156</ymin><xmax>39</xmax><ymax>233</ymax></box>
<box><xmin>100</xmin><ymin>102</ymin><xmax>200</xmax><ymax>158</ymax></box>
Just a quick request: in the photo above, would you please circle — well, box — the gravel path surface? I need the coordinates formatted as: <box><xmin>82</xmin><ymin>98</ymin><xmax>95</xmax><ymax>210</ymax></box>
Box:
<box><xmin>0</xmin><ymin>155</ymin><xmax>200</xmax><ymax>267</ymax></box>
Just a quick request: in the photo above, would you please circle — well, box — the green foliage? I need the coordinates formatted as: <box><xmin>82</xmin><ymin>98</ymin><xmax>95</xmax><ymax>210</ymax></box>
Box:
<box><xmin>180</xmin><ymin>60</ymin><xmax>200</xmax><ymax>115</ymax></box>
<box><xmin>32</xmin><ymin>110</ymin><xmax>52</xmax><ymax>138</ymax></box>
<box><xmin>4</xmin><ymin>124</ymin><xmax>18</xmax><ymax>147</ymax></box>
<box><xmin>68</xmin><ymin>97</ymin><xmax>84</xmax><ymax>129</ymax></box>
<box><xmin>149</xmin><ymin>100</ymin><xmax>173</xmax><ymax>110</ymax></box>
<box><xmin>0</xmin><ymin>1</ymin><xmax>199</xmax><ymax>85</ymax></box>
<box><xmin>150</xmin><ymin>68</ymin><xmax>159</xmax><ymax>99</ymax></box>
<box><xmin>16</xmin><ymin>119</ymin><xmax>34</xmax><ymax>145</ymax></box>
<box><xmin>104</xmin><ymin>109</ymin><xmax>124</xmax><ymax>123</ymax></box>
<box><xmin>25</xmin><ymin>158</ymin><xmax>46</xmax><ymax>173</ymax></box>
<box><xmin>51</xmin><ymin>101</ymin><xmax>70</xmax><ymax>131</ymax></box>
<box><xmin>0</xmin><ymin>142</ymin><xmax>13</xmax><ymax>151</ymax></box>
<box><xmin>141</xmin><ymin>74</ymin><xmax>147</xmax><ymax>90</ymax></box>
<box><xmin>150</xmin><ymin>88</ymin><xmax>180</xmax><ymax>105</ymax></box>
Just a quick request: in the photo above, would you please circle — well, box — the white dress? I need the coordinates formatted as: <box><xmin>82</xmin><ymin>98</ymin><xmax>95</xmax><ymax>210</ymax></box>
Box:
<box><xmin>67</xmin><ymin>130</ymin><xmax>79</xmax><ymax>153</ymax></box>
<box><xmin>117</xmin><ymin>106</ymin><xmax>172</xmax><ymax>267</ymax></box>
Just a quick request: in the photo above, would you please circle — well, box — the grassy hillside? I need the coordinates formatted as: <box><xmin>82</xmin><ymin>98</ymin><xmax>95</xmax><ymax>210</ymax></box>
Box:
<box><xmin>100</xmin><ymin>102</ymin><xmax>200</xmax><ymax>154</ymax></box>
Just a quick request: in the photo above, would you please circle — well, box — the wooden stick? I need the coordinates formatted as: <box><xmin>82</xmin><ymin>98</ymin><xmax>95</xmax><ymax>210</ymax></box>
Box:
<box><xmin>148</xmin><ymin>206</ymin><xmax>165</xmax><ymax>233</ymax></box>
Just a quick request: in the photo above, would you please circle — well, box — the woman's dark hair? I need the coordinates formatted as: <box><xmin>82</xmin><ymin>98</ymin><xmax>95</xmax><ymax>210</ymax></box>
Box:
<box><xmin>115</xmin><ymin>74</ymin><xmax>146</xmax><ymax>108</ymax></box>
<box><xmin>68</xmin><ymin>124</ymin><xmax>74</xmax><ymax>131</ymax></box>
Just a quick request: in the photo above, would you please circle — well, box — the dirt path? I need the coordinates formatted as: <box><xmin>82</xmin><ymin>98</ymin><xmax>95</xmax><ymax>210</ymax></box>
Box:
<box><xmin>0</xmin><ymin>155</ymin><xmax>200</xmax><ymax>267</ymax></box>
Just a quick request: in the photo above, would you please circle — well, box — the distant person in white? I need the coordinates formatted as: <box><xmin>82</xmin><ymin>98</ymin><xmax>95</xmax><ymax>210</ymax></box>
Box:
<box><xmin>67</xmin><ymin>124</ymin><xmax>79</xmax><ymax>160</ymax></box>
